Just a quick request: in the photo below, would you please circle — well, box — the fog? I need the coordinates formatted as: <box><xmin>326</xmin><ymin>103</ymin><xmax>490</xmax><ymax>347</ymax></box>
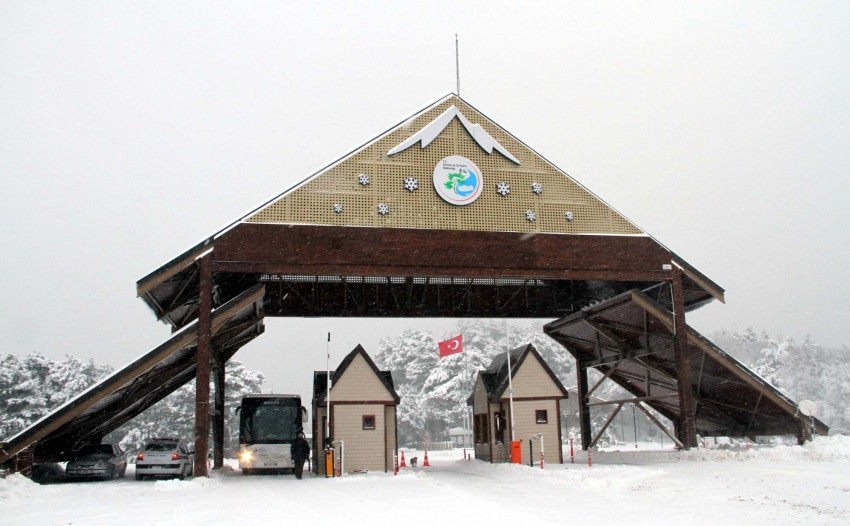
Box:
<box><xmin>2</xmin><ymin>2</ymin><xmax>848</xmax><ymax>399</ymax></box>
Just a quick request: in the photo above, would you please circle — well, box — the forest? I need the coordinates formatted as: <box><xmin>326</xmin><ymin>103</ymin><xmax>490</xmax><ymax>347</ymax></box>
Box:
<box><xmin>1</xmin><ymin>322</ymin><xmax>847</xmax><ymax>455</ymax></box>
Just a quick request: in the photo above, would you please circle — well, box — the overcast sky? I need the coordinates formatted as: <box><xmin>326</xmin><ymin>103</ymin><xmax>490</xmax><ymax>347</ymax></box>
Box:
<box><xmin>2</xmin><ymin>1</ymin><xmax>848</xmax><ymax>400</ymax></box>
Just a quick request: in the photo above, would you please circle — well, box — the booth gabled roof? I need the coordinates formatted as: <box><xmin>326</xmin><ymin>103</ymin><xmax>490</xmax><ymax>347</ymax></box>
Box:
<box><xmin>479</xmin><ymin>343</ymin><xmax>569</xmax><ymax>403</ymax></box>
<box><xmin>312</xmin><ymin>344</ymin><xmax>399</xmax><ymax>405</ymax></box>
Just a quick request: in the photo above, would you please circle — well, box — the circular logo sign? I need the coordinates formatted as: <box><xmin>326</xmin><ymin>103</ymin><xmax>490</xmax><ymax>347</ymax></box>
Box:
<box><xmin>433</xmin><ymin>155</ymin><xmax>483</xmax><ymax>206</ymax></box>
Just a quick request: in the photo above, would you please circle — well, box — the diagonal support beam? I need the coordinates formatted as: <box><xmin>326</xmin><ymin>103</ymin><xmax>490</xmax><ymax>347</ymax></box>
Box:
<box><xmin>634</xmin><ymin>402</ymin><xmax>683</xmax><ymax>449</ymax></box>
<box><xmin>589</xmin><ymin>402</ymin><xmax>625</xmax><ymax>449</ymax></box>
<box><xmin>586</xmin><ymin>365</ymin><xmax>619</xmax><ymax>398</ymax></box>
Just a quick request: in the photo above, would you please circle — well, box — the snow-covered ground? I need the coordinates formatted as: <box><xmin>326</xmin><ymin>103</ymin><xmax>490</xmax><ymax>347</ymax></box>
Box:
<box><xmin>2</xmin><ymin>437</ymin><xmax>850</xmax><ymax>526</ymax></box>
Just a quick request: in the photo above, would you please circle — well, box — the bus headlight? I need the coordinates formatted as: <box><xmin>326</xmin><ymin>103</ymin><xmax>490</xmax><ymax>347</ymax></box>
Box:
<box><xmin>240</xmin><ymin>450</ymin><xmax>253</xmax><ymax>464</ymax></box>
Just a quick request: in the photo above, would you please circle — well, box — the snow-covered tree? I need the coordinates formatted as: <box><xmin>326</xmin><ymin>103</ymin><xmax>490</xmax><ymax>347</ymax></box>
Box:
<box><xmin>0</xmin><ymin>354</ymin><xmax>46</xmax><ymax>438</ymax></box>
<box><xmin>45</xmin><ymin>355</ymin><xmax>112</xmax><ymax>407</ymax></box>
<box><xmin>0</xmin><ymin>352</ymin><xmax>114</xmax><ymax>439</ymax></box>
<box><xmin>710</xmin><ymin>329</ymin><xmax>850</xmax><ymax>435</ymax></box>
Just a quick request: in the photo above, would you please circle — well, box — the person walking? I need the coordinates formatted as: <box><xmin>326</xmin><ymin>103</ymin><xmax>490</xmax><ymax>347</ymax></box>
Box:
<box><xmin>291</xmin><ymin>432</ymin><xmax>311</xmax><ymax>479</ymax></box>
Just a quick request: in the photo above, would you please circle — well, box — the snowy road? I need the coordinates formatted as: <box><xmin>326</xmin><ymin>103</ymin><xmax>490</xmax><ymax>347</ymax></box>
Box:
<box><xmin>2</xmin><ymin>438</ymin><xmax>850</xmax><ymax>525</ymax></box>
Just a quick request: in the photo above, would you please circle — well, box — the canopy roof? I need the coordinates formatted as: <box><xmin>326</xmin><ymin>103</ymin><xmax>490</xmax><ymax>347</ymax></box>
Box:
<box><xmin>0</xmin><ymin>285</ymin><xmax>265</xmax><ymax>464</ymax></box>
<box><xmin>544</xmin><ymin>289</ymin><xmax>828</xmax><ymax>439</ymax></box>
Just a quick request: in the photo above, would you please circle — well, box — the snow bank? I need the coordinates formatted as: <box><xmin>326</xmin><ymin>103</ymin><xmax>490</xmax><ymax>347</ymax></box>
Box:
<box><xmin>0</xmin><ymin>473</ymin><xmax>36</xmax><ymax>502</ymax></box>
<box><xmin>591</xmin><ymin>435</ymin><xmax>850</xmax><ymax>464</ymax></box>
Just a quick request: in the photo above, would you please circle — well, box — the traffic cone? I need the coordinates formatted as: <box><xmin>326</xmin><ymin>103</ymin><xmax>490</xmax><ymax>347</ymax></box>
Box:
<box><xmin>400</xmin><ymin>450</ymin><xmax>407</xmax><ymax>468</ymax></box>
<box><xmin>423</xmin><ymin>450</ymin><xmax>430</xmax><ymax>467</ymax></box>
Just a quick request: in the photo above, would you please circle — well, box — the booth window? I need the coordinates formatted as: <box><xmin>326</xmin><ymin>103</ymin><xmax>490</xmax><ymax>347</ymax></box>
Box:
<box><xmin>494</xmin><ymin>411</ymin><xmax>506</xmax><ymax>443</ymax></box>
<box><xmin>362</xmin><ymin>415</ymin><xmax>376</xmax><ymax>430</ymax></box>
<box><xmin>536</xmin><ymin>410</ymin><xmax>548</xmax><ymax>424</ymax></box>
<box><xmin>473</xmin><ymin>414</ymin><xmax>489</xmax><ymax>444</ymax></box>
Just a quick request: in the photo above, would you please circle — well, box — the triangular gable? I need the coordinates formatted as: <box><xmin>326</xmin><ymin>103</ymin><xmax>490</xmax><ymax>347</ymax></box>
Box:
<box><xmin>501</xmin><ymin>347</ymin><xmax>570</xmax><ymax>400</ymax></box>
<box><xmin>246</xmin><ymin>94</ymin><xmax>643</xmax><ymax>235</ymax></box>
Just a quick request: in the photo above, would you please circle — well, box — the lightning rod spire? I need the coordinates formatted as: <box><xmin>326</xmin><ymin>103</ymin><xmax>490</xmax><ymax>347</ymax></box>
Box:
<box><xmin>455</xmin><ymin>33</ymin><xmax>461</xmax><ymax>96</ymax></box>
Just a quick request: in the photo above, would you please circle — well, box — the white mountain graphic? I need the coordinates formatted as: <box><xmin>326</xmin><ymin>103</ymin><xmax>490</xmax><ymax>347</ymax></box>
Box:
<box><xmin>387</xmin><ymin>105</ymin><xmax>520</xmax><ymax>164</ymax></box>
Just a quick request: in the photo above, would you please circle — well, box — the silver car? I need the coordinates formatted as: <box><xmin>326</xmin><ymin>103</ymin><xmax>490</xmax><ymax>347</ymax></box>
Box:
<box><xmin>65</xmin><ymin>443</ymin><xmax>127</xmax><ymax>481</ymax></box>
<box><xmin>135</xmin><ymin>438</ymin><xmax>193</xmax><ymax>480</ymax></box>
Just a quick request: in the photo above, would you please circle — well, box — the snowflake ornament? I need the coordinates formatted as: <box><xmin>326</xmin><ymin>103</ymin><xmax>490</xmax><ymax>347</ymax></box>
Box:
<box><xmin>403</xmin><ymin>177</ymin><xmax>419</xmax><ymax>192</ymax></box>
<box><xmin>377</xmin><ymin>203</ymin><xmax>390</xmax><ymax>215</ymax></box>
<box><xmin>525</xmin><ymin>210</ymin><xmax>536</xmax><ymax>222</ymax></box>
<box><xmin>565</xmin><ymin>211</ymin><xmax>574</xmax><ymax>222</ymax></box>
<box><xmin>333</xmin><ymin>203</ymin><xmax>343</xmax><ymax>214</ymax></box>
<box><xmin>531</xmin><ymin>182</ymin><xmax>543</xmax><ymax>195</ymax></box>
<box><xmin>496</xmin><ymin>181</ymin><xmax>511</xmax><ymax>196</ymax></box>
<box><xmin>358</xmin><ymin>173</ymin><xmax>370</xmax><ymax>186</ymax></box>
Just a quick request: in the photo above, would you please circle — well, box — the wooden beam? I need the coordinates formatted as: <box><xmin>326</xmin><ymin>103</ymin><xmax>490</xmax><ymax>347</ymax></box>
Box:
<box><xmin>671</xmin><ymin>268</ymin><xmax>697</xmax><ymax>449</ymax></box>
<box><xmin>212</xmin><ymin>357</ymin><xmax>225</xmax><ymax>469</ymax></box>
<box><xmin>194</xmin><ymin>254</ymin><xmax>212</xmax><ymax>477</ymax></box>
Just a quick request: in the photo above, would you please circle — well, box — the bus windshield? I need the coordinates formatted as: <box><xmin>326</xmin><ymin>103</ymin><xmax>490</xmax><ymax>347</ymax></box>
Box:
<box><xmin>239</xmin><ymin>396</ymin><xmax>303</xmax><ymax>444</ymax></box>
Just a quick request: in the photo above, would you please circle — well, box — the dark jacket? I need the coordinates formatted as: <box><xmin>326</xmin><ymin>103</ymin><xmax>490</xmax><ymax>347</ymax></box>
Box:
<box><xmin>291</xmin><ymin>436</ymin><xmax>311</xmax><ymax>461</ymax></box>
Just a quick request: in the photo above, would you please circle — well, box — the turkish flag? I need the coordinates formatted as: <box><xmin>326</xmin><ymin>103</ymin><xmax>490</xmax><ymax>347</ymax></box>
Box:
<box><xmin>438</xmin><ymin>334</ymin><xmax>464</xmax><ymax>358</ymax></box>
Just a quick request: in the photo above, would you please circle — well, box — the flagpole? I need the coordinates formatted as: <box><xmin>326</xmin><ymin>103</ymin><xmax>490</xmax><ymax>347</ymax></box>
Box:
<box><xmin>465</xmin><ymin>349</ymin><xmax>472</xmax><ymax>447</ymax></box>
<box><xmin>505</xmin><ymin>321</ymin><xmax>515</xmax><ymax>442</ymax></box>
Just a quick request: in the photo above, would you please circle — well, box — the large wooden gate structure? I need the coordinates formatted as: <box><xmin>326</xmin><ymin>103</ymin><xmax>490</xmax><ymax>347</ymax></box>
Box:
<box><xmin>0</xmin><ymin>94</ymin><xmax>826</xmax><ymax>475</ymax></box>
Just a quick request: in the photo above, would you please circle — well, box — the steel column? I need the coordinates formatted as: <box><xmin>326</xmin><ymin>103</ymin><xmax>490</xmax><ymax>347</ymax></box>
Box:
<box><xmin>576</xmin><ymin>358</ymin><xmax>592</xmax><ymax>450</ymax></box>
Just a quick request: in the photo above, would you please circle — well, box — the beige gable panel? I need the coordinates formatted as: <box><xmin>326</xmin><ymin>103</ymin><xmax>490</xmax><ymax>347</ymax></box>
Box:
<box><xmin>499</xmin><ymin>353</ymin><xmax>565</xmax><ymax>399</ymax></box>
<box><xmin>512</xmin><ymin>399</ymin><xmax>562</xmax><ymax>465</ymax></box>
<box><xmin>247</xmin><ymin>97</ymin><xmax>642</xmax><ymax>236</ymax></box>
<box><xmin>331</xmin><ymin>354</ymin><xmax>394</xmax><ymax>402</ymax></box>
<box><xmin>334</xmin><ymin>404</ymin><xmax>386</xmax><ymax>473</ymax></box>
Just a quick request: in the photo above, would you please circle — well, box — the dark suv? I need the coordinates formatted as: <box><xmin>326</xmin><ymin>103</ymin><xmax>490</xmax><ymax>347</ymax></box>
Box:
<box><xmin>135</xmin><ymin>438</ymin><xmax>193</xmax><ymax>480</ymax></box>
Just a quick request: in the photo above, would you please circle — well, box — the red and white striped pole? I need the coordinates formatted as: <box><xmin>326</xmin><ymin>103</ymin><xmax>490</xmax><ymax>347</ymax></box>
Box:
<box><xmin>569</xmin><ymin>438</ymin><xmax>574</xmax><ymax>464</ymax></box>
<box><xmin>538</xmin><ymin>433</ymin><xmax>544</xmax><ymax>469</ymax></box>
<box><xmin>587</xmin><ymin>447</ymin><xmax>592</xmax><ymax>468</ymax></box>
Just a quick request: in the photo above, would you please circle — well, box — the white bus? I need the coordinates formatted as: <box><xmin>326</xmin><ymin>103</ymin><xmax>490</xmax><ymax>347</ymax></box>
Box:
<box><xmin>237</xmin><ymin>394</ymin><xmax>307</xmax><ymax>474</ymax></box>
